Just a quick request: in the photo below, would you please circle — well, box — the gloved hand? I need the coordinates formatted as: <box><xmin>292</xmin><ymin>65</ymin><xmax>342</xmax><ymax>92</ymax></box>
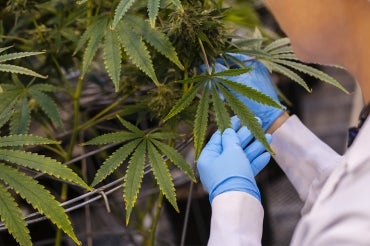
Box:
<box><xmin>197</xmin><ymin>124</ymin><xmax>271</xmax><ymax>203</ymax></box>
<box><xmin>221</xmin><ymin>53</ymin><xmax>285</xmax><ymax>130</ymax></box>
<box><xmin>201</xmin><ymin>53</ymin><xmax>285</xmax><ymax>131</ymax></box>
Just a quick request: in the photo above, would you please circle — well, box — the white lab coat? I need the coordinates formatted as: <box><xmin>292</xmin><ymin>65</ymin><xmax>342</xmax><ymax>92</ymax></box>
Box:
<box><xmin>209</xmin><ymin>115</ymin><xmax>370</xmax><ymax>245</ymax></box>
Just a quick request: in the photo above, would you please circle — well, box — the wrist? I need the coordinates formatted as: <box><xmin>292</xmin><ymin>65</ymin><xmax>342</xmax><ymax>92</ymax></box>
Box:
<box><xmin>210</xmin><ymin>177</ymin><xmax>260</xmax><ymax>203</ymax></box>
<box><xmin>267</xmin><ymin>111</ymin><xmax>290</xmax><ymax>134</ymax></box>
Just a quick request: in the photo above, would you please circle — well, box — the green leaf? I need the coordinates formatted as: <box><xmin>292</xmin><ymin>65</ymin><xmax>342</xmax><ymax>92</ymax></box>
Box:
<box><xmin>264</xmin><ymin>60</ymin><xmax>310</xmax><ymax>92</ymax></box>
<box><xmin>10</xmin><ymin>97</ymin><xmax>30</xmax><ymax>134</ymax></box>
<box><xmin>212</xmin><ymin>68</ymin><xmax>251</xmax><ymax>77</ymax></box>
<box><xmin>174</xmin><ymin>75</ymin><xmax>208</xmax><ymax>84</ymax></box>
<box><xmin>147</xmin><ymin>141</ymin><xmax>178</xmax><ymax>211</ymax></box>
<box><xmin>151</xmin><ymin>139</ymin><xmax>196</xmax><ymax>182</ymax></box>
<box><xmin>269</xmin><ymin>46</ymin><xmax>293</xmax><ymax>55</ymax></box>
<box><xmin>30</xmin><ymin>84</ymin><xmax>58</xmax><ymax>92</ymax></box>
<box><xmin>104</xmin><ymin>29</ymin><xmax>122</xmax><ymax>91</ymax></box>
<box><xmin>0</xmin><ymin>163</ymin><xmax>81</xmax><ymax>245</ymax></box>
<box><xmin>147</xmin><ymin>0</ymin><xmax>160</xmax><ymax>27</ymax></box>
<box><xmin>149</xmin><ymin>132</ymin><xmax>179</xmax><ymax>140</ymax></box>
<box><xmin>0</xmin><ymin>52</ymin><xmax>45</xmax><ymax>63</ymax></box>
<box><xmin>124</xmin><ymin>16</ymin><xmax>184</xmax><ymax>70</ymax></box>
<box><xmin>116</xmin><ymin>115</ymin><xmax>143</xmax><ymax>135</ymax></box>
<box><xmin>218</xmin><ymin>85</ymin><xmax>272</xmax><ymax>153</ymax></box>
<box><xmin>91</xmin><ymin>138</ymin><xmax>142</xmax><ymax>187</ymax></box>
<box><xmin>0</xmin><ymin>46</ymin><xmax>13</xmax><ymax>54</ymax></box>
<box><xmin>74</xmin><ymin>18</ymin><xmax>108</xmax><ymax>55</ymax></box>
<box><xmin>211</xmin><ymin>83</ymin><xmax>231</xmax><ymax>132</ymax></box>
<box><xmin>112</xmin><ymin>0</ymin><xmax>137</xmax><ymax>29</ymax></box>
<box><xmin>0</xmin><ymin>183</ymin><xmax>31</xmax><ymax>246</ymax></box>
<box><xmin>123</xmin><ymin>140</ymin><xmax>146</xmax><ymax>224</ymax></box>
<box><xmin>0</xmin><ymin>89</ymin><xmax>21</xmax><ymax>113</ymax></box>
<box><xmin>218</xmin><ymin>78</ymin><xmax>283</xmax><ymax>109</ymax></box>
<box><xmin>0</xmin><ymin>149</ymin><xmax>90</xmax><ymax>190</ymax></box>
<box><xmin>82</xmin><ymin>132</ymin><xmax>139</xmax><ymax>145</ymax></box>
<box><xmin>0</xmin><ymin>134</ymin><xmax>59</xmax><ymax>147</ymax></box>
<box><xmin>273</xmin><ymin>59</ymin><xmax>349</xmax><ymax>93</ymax></box>
<box><xmin>271</xmin><ymin>53</ymin><xmax>298</xmax><ymax>60</ymax></box>
<box><xmin>162</xmin><ymin>82</ymin><xmax>202</xmax><ymax>122</ymax></box>
<box><xmin>0</xmin><ymin>104</ymin><xmax>12</xmax><ymax>129</ymax></box>
<box><xmin>28</xmin><ymin>90</ymin><xmax>64</xmax><ymax>129</ymax></box>
<box><xmin>81</xmin><ymin>20</ymin><xmax>107</xmax><ymax>76</ymax></box>
<box><xmin>116</xmin><ymin>23</ymin><xmax>158</xmax><ymax>84</ymax></box>
<box><xmin>263</xmin><ymin>38</ymin><xmax>290</xmax><ymax>52</ymax></box>
<box><xmin>193</xmin><ymin>86</ymin><xmax>210</xmax><ymax>159</ymax></box>
<box><xmin>0</xmin><ymin>64</ymin><xmax>47</xmax><ymax>79</ymax></box>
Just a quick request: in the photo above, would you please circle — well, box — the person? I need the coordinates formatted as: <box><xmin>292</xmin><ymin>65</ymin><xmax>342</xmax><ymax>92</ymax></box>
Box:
<box><xmin>197</xmin><ymin>0</ymin><xmax>370</xmax><ymax>245</ymax></box>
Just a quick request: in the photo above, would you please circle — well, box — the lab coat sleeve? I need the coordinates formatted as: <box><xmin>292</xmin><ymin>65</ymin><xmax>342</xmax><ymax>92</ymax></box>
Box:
<box><xmin>270</xmin><ymin>115</ymin><xmax>343</xmax><ymax>213</ymax></box>
<box><xmin>208</xmin><ymin>191</ymin><xmax>264</xmax><ymax>246</ymax></box>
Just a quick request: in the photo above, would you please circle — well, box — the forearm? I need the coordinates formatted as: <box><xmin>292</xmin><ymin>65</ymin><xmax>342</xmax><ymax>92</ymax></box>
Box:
<box><xmin>209</xmin><ymin>191</ymin><xmax>264</xmax><ymax>246</ymax></box>
<box><xmin>270</xmin><ymin>115</ymin><xmax>343</xmax><ymax>212</ymax></box>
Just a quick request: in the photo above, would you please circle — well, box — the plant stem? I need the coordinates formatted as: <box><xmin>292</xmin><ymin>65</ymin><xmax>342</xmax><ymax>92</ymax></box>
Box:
<box><xmin>67</xmin><ymin>76</ymin><xmax>84</xmax><ymax>158</ymax></box>
<box><xmin>198</xmin><ymin>38</ymin><xmax>211</xmax><ymax>75</ymax></box>
<box><xmin>146</xmin><ymin>192</ymin><xmax>164</xmax><ymax>246</ymax></box>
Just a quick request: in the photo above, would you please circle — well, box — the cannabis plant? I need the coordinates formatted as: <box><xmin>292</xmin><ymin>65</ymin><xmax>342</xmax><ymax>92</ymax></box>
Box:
<box><xmin>0</xmin><ymin>0</ymin><xmax>347</xmax><ymax>244</ymax></box>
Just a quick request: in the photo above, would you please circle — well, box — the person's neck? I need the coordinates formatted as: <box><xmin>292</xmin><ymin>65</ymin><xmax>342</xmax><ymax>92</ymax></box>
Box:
<box><xmin>341</xmin><ymin>11</ymin><xmax>370</xmax><ymax>105</ymax></box>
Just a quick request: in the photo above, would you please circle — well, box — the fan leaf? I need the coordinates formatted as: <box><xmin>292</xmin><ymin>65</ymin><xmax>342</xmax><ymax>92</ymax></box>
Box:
<box><xmin>0</xmin><ymin>134</ymin><xmax>60</xmax><ymax>147</ymax></box>
<box><xmin>28</xmin><ymin>89</ymin><xmax>64</xmax><ymax>129</ymax></box>
<box><xmin>0</xmin><ymin>163</ymin><xmax>81</xmax><ymax>245</ymax></box>
<box><xmin>117</xmin><ymin>23</ymin><xmax>158</xmax><ymax>84</ymax></box>
<box><xmin>0</xmin><ymin>64</ymin><xmax>47</xmax><ymax>79</ymax></box>
<box><xmin>264</xmin><ymin>60</ymin><xmax>310</xmax><ymax>92</ymax></box>
<box><xmin>151</xmin><ymin>139</ymin><xmax>195</xmax><ymax>182</ymax></box>
<box><xmin>147</xmin><ymin>0</ymin><xmax>160</xmax><ymax>27</ymax></box>
<box><xmin>123</xmin><ymin>140</ymin><xmax>146</xmax><ymax>224</ymax></box>
<box><xmin>194</xmin><ymin>86</ymin><xmax>210</xmax><ymax>159</ymax></box>
<box><xmin>147</xmin><ymin>141</ymin><xmax>178</xmax><ymax>211</ymax></box>
<box><xmin>112</xmin><ymin>0</ymin><xmax>137</xmax><ymax>29</ymax></box>
<box><xmin>163</xmin><ymin>82</ymin><xmax>202</xmax><ymax>122</ymax></box>
<box><xmin>218</xmin><ymin>78</ymin><xmax>283</xmax><ymax>109</ymax></box>
<box><xmin>104</xmin><ymin>29</ymin><xmax>122</xmax><ymax>91</ymax></box>
<box><xmin>0</xmin><ymin>149</ymin><xmax>90</xmax><ymax>190</ymax></box>
<box><xmin>263</xmin><ymin>38</ymin><xmax>290</xmax><ymax>52</ymax></box>
<box><xmin>211</xmin><ymin>83</ymin><xmax>231</xmax><ymax>132</ymax></box>
<box><xmin>124</xmin><ymin>15</ymin><xmax>184</xmax><ymax>70</ymax></box>
<box><xmin>273</xmin><ymin>59</ymin><xmax>348</xmax><ymax>93</ymax></box>
<box><xmin>82</xmin><ymin>132</ymin><xmax>139</xmax><ymax>145</ymax></box>
<box><xmin>0</xmin><ymin>52</ymin><xmax>45</xmax><ymax>63</ymax></box>
<box><xmin>10</xmin><ymin>97</ymin><xmax>30</xmax><ymax>134</ymax></box>
<box><xmin>91</xmin><ymin>138</ymin><xmax>142</xmax><ymax>187</ymax></box>
<box><xmin>81</xmin><ymin>19</ymin><xmax>107</xmax><ymax>76</ymax></box>
<box><xmin>0</xmin><ymin>183</ymin><xmax>31</xmax><ymax>246</ymax></box>
<box><xmin>218</xmin><ymin>85</ymin><xmax>272</xmax><ymax>153</ymax></box>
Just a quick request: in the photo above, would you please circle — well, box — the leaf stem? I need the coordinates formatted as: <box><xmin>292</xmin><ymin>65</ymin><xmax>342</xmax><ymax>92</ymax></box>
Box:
<box><xmin>198</xmin><ymin>38</ymin><xmax>211</xmax><ymax>75</ymax></box>
<box><xmin>146</xmin><ymin>192</ymin><xmax>163</xmax><ymax>246</ymax></box>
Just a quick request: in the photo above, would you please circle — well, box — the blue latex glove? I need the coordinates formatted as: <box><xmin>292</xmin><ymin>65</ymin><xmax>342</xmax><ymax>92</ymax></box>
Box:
<box><xmin>201</xmin><ymin>54</ymin><xmax>285</xmax><ymax>131</ymax></box>
<box><xmin>197</xmin><ymin>126</ymin><xmax>271</xmax><ymax>203</ymax></box>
